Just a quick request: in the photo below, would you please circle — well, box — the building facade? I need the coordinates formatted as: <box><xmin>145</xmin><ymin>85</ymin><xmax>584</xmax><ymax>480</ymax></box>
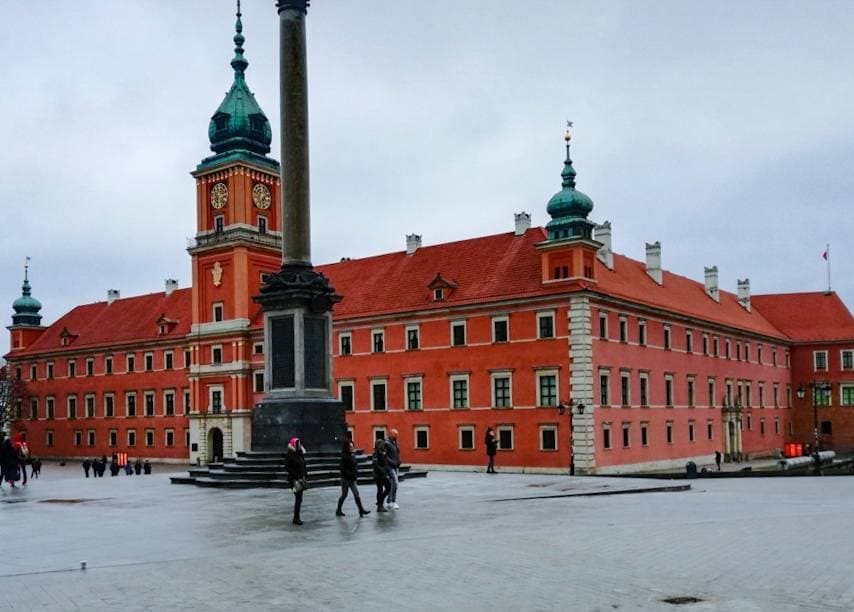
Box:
<box><xmin>5</xmin><ymin>7</ymin><xmax>853</xmax><ymax>473</ymax></box>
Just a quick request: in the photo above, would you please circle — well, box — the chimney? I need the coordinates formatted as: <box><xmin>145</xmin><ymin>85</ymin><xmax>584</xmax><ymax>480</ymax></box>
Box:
<box><xmin>107</xmin><ymin>289</ymin><xmax>120</xmax><ymax>305</ymax></box>
<box><xmin>165</xmin><ymin>279</ymin><xmax>179</xmax><ymax>296</ymax></box>
<box><xmin>595</xmin><ymin>221</ymin><xmax>613</xmax><ymax>270</ymax></box>
<box><xmin>406</xmin><ymin>234</ymin><xmax>422</xmax><ymax>255</ymax></box>
<box><xmin>514</xmin><ymin>212</ymin><xmax>531</xmax><ymax>236</ymax></box>
<box><xmin>645</xmin><ymin>241</ymin><xmax>662</xmax><ymax>285</ymax></box>
<box><xmin>704</xmin><ymin>266</ymin><xmax>719</xmax><ymax>302</ymax></box>
<box><xmin>737</xmin><ymin>278</ymin><xmax>751</xmax><ymax>312</ymax></box>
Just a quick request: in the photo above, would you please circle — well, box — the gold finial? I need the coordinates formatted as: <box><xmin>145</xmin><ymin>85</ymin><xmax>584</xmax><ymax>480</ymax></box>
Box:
<box><xmin>564</xmin><ymin>120</ymin><xmax>573</xmax><ymax>142</ymax></box>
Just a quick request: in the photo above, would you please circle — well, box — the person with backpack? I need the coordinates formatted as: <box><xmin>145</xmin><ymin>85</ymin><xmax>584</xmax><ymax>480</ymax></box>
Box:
<box><xmin>336</xmin><ymin>440</ymin><xmax>370</xmax><ymax>518</ymax></box>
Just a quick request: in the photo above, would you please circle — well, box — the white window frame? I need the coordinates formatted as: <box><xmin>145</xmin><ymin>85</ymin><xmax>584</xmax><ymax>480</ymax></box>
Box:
<box><xmin>212</xmin><ymin>302</ymin><xmax>224</xmax><ymax>323</ymax></box>
<box><xmin>67</xmin><ymin>359</ymin><xmax>76</xmax><ymax>378</ymax></box>
<box><xmin>253</xmin><ymin>342</ymin><xmax>264</xmax><ymax>356</ymax></box>
<box><xmin>144</xmin><ymin>391</ymin><xmax>156</xmax><ymax>417</ymax></box>
<box><xmin>67</xmin><ymin>395</ymin><xmax>77</xmax><ymax>420</ymax></box>
<box><xmin>372</xmin><ymin>426</ymin><xmax>387</xmax><ymax>442</ymax></box>
<box><xmin>405</xmin><ymin>376</ymin><xmax>423</xmax><ymax>410</ymax></box>
<box><xmin>536</xmin><ymin>370</ymin><xmax>559</xmax><ymax>407</ymax></box>
<box><xmin>257</xmin><ymin>214</ymin><xmax>268</xmax><ymax>234</ymax></box>
<box><xmin>458</xmin><ymin>425</ymin><xmax>475</xmax><ymax>450</ymax></box>
<box><xmin>620</xmin><ymin>371</ymin><xmax>631</xmax><ymax>407</ymax></box>
<box><xmin>685</xmin><ymin>329</ymin><xmax>693</xmax><ymax>353</ymax></box>
<box><xmin>163</xmin><ymin>389</ymin><xmax>176</xmax><ymax>416</ymax></box>
<box><xmin>539</xmin><ymin>424</ymin><xmax>558</xmax><ymax>451</ymax></box>
<box><xmin>840</xmin><ymin>383</ymin><xmax>854</xmax><ymax>407</ymax></box>
<box><xmin>663</xmin><ymin>324</ymin><xmax>671</xmax><ymax>350</ymax></box>
<box><xmin>46</xmin><ymin>396</ymin><xmax>55</xmax><ymax>419</ymax></box>
<box><xmin>85</xmin><ymin>357</ymin><xmax>94</xmax><ymax>376</ymax></box>
<box><xmin>47</xmin><ymin>361</ymin><xmax>54</xmax><ymax>379</ymax></box>
<box><xmin>144</xmin><ymin>352</ymin><xmax>154</xmax><ymax>371</ymax></box>
<box><xmin>338</xmin><ymin>381</ymin><xmax>355</xmax><ymax>411</ymax></box>
<box><xmin>108</xmin><ymin>429</ymin><xmax>118</xmax><ymax>447</ymax></box>
<box><xmin>127</xmin><ymin>429</ymin><xmax>137</xmax><ymax>447</ymax></box>
<box><xmin>598</xmin><ymin>311</ymin><xmax>608</xmax><ymax>340</ymax></box>
<box><xmin>618</xmin><ymin>315</ymin><xmax>628</xmax><ymax>343</ymax></box>
<box><xmin>602</xmin><ymin>423</ymin><xmax>612</xmax><ymax>450</ymax></box>
<box><xmin>371</xmin><ymin>329</ymin><xmax>385</xmax><ymax>353</ymax></box>
<box><xmin>413</xmin><ymin>426</ymin><xmax>429</xmax><ymax>450</ymax></box>
<box><xmin>253</xmin><ymin>371</ymin><xmax>265</xmax><ymax>393</ymax></box>
<box><xmin>639</xmin><ymin>372</ymin><xmax>649</xmax><ymax>407</ymax></box>
<box><xmin>125</xmin><ymin>391</ymin><xmax>137</xmax><ymax>417</ymax></box>
<box><xmin>640</xmin><ymin>421</ymin><xmax>649</xmax><ymax>447</ymax></box>
<box><xmin>104</xmin><ymin>355</ymin><xmax>113</xmax><ymax>374</ymax></box>
<box><xmin>841</xmin><ymin>349</ymin><xmax>854</xmax><ymax>371</ymax></box>
<box><xmin>164</xmin><ymin>350</ymin><xmax>174</xmax><ymax>370</ymax></box>
<box><xmin>813</xmin><ymin>350</ymin><xmax>828</xmax><ymax>371</ymax></box>
<box><xmin>599</xmin><ymin>369</ymin><xmax>610</xmax><ymax>406</ymax></box>
<box><xmin>490</xmin><ymin>372</ymin><xmax>513</xmax><ymax>408</ymax></box>
<box><xmin>126</xmin><ymin>353</ymin><xmax>135</xmax><ymax>373</ymax></box>
<box><xmin>491</xmin><ymin>315</ymin><xmax>510</xmax><ymax>343</ymax></box>
<box><xmin>339</xmin><ymin>331</ymin><xmax>352</xmax><ymax>356</ymax></box>
<box><xmin>145</xmin><ymin>428</ymin><xmax>155</xmax><ymax>447</ymax></box>
<box><xmin>406</xmin><ymin>325</ymin><xmax>420</xmax><ymax>350</ymax></box>
<box><xmin>85</xmin><ymin>393</ymin><xmax>96</xmax><ymax>418</ymax></box>
<box><xmin>87</xmin><ymin>429</ymin><xmax>96</xmax><ymax>447</ymax></box>
<box><xmin>165</xmin><ymin>428</ymin><xmax>175</xmax><ymax>447</ymax></box>
<box><xmin>210</xmin><ymin>344</ymin><xmax>223</xmax><ymax>365</ymax></box>
<box><xmin>664</xmin><ymin>374</ymin><xmax>674</xmax><ymax>407</ymax></box>
<box><xmin>183</xmin><ymin>389</ymin><xmax>191</xmax><ymax>414</ymax></box>
<box><xmin>496</xmin><ymin>425</ymin><xmax>514</xmax><ymax>451</ymax></box>
<box><xmin>450</xmin><ymin>320</ymin><xmax>467</xmax><ymax>347</ymax></box>
<box><xmin>621</xmin><ymin>422</ymin><xmax>631</xmax><ymax>448</ymax></box>
<box><xmin>370</xmin><ymin>379</ymin><xmax>388</xmax><ymax>411</ymax></box>
<box><xmin>209</xmin><ymin>385</ymin><xmax>225</xmax><ymax>413</ymax></box>
<box><xmin>536</xmin><ymin>310</ymin><xmax>555</xmax><ymax>340</ymax></box>
<box><xmin>450</xmin><ymin>374</ymin><xmax>470</xmax><ymax>409</ymax></box>
<box><xmin>638</xmin><ymin>319</ymin><xmax>647</xmax><ymax>346</ymax></box>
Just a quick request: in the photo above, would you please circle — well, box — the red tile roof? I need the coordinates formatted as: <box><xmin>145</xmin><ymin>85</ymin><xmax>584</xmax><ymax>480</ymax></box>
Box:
<box><xmin>752</xmin><ymin>292</ymin><xmax>854</xmax><ymax>342</ymax></box>
<box><xmin>12</xmin><ymin>288</ymin><xmax>192</xmax><ymax>356</ymax></box>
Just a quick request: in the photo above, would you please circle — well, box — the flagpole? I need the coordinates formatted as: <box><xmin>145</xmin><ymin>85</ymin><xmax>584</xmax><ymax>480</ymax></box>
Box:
<box><xmin>826</xmin><ymin>243</ymin><xmax>831</xmax><ymax>294</ymax></box>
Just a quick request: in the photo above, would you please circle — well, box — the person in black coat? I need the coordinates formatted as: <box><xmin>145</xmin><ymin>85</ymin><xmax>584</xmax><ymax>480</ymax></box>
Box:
<box><xmin>82</xmin><ymin>458</ymin><xmax>92</xmax><ymax>478</ymax></box>
<box><xmin>143</xmin><ymin>460</ymin><xmax>152</xmax><ymax>475</ymax></box>
<box><xmin>372</xmin><ymin>438</ymin><xmax>391</xmax><ymax>512</ymax></box>
<box><xmin>285</xmin><ymin>437</ymin><xmax>307</xmax><ymax>525</ymax></box>
<box><xmin>134</xmin><ymin>458</ymin><xmax>143</xmax><ymax>475</ymax></box>
<box><xmin>485</xmin><ymin>427</ymin><xmax>498</xmax><ymax>473</ymax></box>
<box><xmin>336</xmin><ymin>440</ymin><xmax>370</xmax><ymax>518</ymax></box>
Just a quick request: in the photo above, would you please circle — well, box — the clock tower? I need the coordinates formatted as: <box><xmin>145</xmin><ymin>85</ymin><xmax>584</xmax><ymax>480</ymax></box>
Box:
<box><xmin>186</xmin><ymin>2</ymin><xmax>282</xmax><ymax>463</ymax></box>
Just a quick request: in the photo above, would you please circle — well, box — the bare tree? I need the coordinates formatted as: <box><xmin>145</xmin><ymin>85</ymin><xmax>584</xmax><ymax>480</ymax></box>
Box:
<box><xmin>0</xmin><ymin>365</ymin><xmax>28</xmax><ymax>438</ymax></box>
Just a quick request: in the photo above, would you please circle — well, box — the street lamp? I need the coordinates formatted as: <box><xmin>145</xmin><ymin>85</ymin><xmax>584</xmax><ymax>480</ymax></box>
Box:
<box><xmin>558</xmin><ymin>401</ymin><xmax>585</xmax><ymax>475</ymax></box>
<box><xmin>797</xmin><ymin>382</ymin><xmax>831</xmax><ymax>474</ymax></box>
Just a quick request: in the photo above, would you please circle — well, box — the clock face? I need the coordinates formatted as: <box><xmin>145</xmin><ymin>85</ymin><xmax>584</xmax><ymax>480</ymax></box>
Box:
<box><xmin>210</xmin><ymin>182</ymin><xmax>228</xmax><ymax>209</ymax></box>
<box><xmin>252</xmin><ymin>183</ymin><xmax>271</xmax><ymax>210</ymax></box>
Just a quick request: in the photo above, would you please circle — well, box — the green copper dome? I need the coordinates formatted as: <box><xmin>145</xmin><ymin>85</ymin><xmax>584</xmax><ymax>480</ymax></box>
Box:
<box><xmin>207</xmin><ymin>3</ymin><xmax>272</xmax><ymax>157</ymax></box>
<box><xmin>11</xmin><ymin>265</ymin><xmax>42</xmax><ymax>327</ymax></box>
<box><xmin>545</xmin><ymin>134</ymin><xmax>595</xmax><ymax>241</ymax></box>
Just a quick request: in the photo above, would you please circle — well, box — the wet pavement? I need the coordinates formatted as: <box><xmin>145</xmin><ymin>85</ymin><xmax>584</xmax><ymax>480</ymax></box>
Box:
<box><xmin>1</xmin><ymin>463</ymin><xmax>853</xmax><ymax>611</ymax></box>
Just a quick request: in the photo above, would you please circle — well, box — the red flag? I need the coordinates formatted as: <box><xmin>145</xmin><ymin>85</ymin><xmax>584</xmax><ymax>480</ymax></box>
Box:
<box><xmin>822</xmin><ymin>251</ymin><xmax>828</xmax><ymax>260</ymax></box>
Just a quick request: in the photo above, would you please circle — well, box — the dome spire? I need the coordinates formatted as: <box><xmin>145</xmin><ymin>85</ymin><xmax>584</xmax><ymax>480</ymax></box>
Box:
<box><xmin>545</xmin><ymin>122</ymin><xmax>595</xmax><ymax>241</ymax></box>
<box><xmin>12</xmin><ymin>256</ymin><xmax>42</xmax><ymax>327</ymax></box>
<box><xmin>562</xmin><ymin>121</ymin><xmax>577</xmax><ymax>188</ymax></box>
<box><xmin>231</xmin><ymin>0</ymin><xmax>248</xmax><ymax>79</ymax></box>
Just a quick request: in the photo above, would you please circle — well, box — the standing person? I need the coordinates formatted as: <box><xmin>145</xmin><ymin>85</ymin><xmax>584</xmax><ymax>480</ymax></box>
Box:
<box><xmin>384</xmin><ymin>429</ymin><xmax>401</xmax><ymax>509</ymax></box>
<box><xmin>109</xmin><ymin>458</ymin><xmax>120</xmax><ymax>477</ymax></box>
<box><xmin>2</xmin><ymin>438</ymin><xmax>20</xmax><ymax>488</ymax></box>
<box><xmin>372</xmin><ymin>438</ymin><xmax>391</xmax><ymax>513</ymax></box>
<box><xmin>336</xmin><ymin>440</ymin><xmax>370</xmax><ymax>518</ymax></box>
<box><xmin>31</xmin><ymin>458</ymin><xmax>41</xmax><ymax>479</ymax></box>
<box><xmin>143</xmin><ymin>460</ymin><xmax>152</xmax><ymax>475</ymax></box>
<box><xmin>485</xmin><ymin>427</ymin><xmax>498</xmax><ymax>473</ymax></box>
<box><xmin>285</xmin><ymin>437</ymin><xmax>307</xmax><ymax>525</ymax></box>
<box><xmin>715</xmin><ymin>450</ymin><xmax>722</xmax><ymax>471</ymax></box>
<box><xmin>124</xmin><ymin>461</ymin><xmax>133</xmax><ymax>476</ymax></box>
<box><xmin>82</xmin><ymin>457</ymin><xmax>92</xmax><ymax>478</ymax></box>
<box><xmin>12</xmin><ymin>433</ymin><xmax>28</xmax><ymax>486</ymax></box>
<box><xmin>99</xmin><ymin>456</ymin><xmax>108</xmax><ymax>477</ymax></box>
<box><xmin>134</xmin><ymin>458</ymin><xmax>143</xmax><ymax>475</ymax></box>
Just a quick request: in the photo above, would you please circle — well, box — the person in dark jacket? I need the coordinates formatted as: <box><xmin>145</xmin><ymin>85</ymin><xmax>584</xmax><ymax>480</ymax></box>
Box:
<box><xmin>384</xmin><ymin>429</ymin><xmax>401</xmax><ymax>509</ymax></box>
<box><xmin>143</xmin><ymin>460</ymin><xmax>152</xmax><ymax>475</ymax></box>
<box><xmin>1</xmin><ymin>438</ymin><xmax>20</xmax><ymax>488</ymax></box>
<box><xmin>82</xmin><ymin>457</ymin><xmax>92</xmax><ymax>478</ymax></box>
<box><xmin>336</xmin><ymin>440</ymin><xmax>370</xmax><ymax>518</ymax></box>
<box><xmin>134</xmin><ymin>458</ymin><xmax>143</xmax><ymax>475</ymax></box>
<box><xmin>285</xmin><ymin>437</ymin><xmax>307</xmax><ymax>525</ymax></box>
<box><xmin>485</xmin><ymin>427</ymin><xmax>498</xmax><ymax>473</ymax></box>
<box><xmin>109</xmin><ymin>459</ymin><xmax>120</xmax><ymax>477</ymax></box>
<box><xmin>30</xmin><ymin>457</ymin><xmax>42</xmax><ymax>479</ymax></box>
<box><xmin>99</xmin><ymin>456</ymin><xmax>108</xmax><ymax>477</ymax></box>
<box><xmin>372</xmin><ymin>438</ymin><xmax>391</xmax><ymax>512</ymax></box>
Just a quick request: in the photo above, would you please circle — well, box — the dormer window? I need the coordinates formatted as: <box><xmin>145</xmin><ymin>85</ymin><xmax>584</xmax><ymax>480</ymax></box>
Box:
<box><xmin>428</xmin><ymin>273</ymin><xmax>457</xmax><ymax>303</ymax></box>
<box><xmin>433</xmin><ymin>288</ymin><xmax>443</xmax><ymax>301</ymax></box>
<box><xmin>156</xmin><ymin>314</ymin><xmax>178</xmax><ymax>336</ymax></box>
<box><xmin>59</xmin><ymin>327</ymin><xmax>78</xmax><ymax>347</ymax></box>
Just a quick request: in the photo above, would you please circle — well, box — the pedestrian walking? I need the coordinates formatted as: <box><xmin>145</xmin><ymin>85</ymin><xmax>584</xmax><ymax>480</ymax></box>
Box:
<box><xmin>372</xmin><ymin>438</ymin><xmax>391</xmax><ymax>513</ymax></box>
<box><xmin>336</xmin><ymin>440</ymin><xmax>370</xmax><ymax>518</ymax></box>
<box><xmin>1</xmin><ymin>438</ymin><xmax>21</xmax><ymax>488</ymax></box>
<box><xmin>82</xmin><ymin>457</ymin><xmax>92</xmax><ymax>478</ymax></box>
<box><xmin>110</xmin><ymin>459</ymin><xmax>120</xmax><ymax>477</ymax></box>
<box><xmin>31</xmin><ymin>458</ymin><xmax>41</xmax><ymax>479</ymax></box>
<box><xmin>715</xmin><ymin>450</ymin><xmax>722</xmax><ymax>471</ymax></box>
<box><xmin>384</xmin><ymin>429</ymin><xmax>401</xmax><ymax>509</ymax></box>
<box><xmin>285</xmin><ymin>437</ymin><xmax>307</xmax><ymax>525</ymax></box>
<box><xmin>143</xmin><ymin>460</ymin><xmax>151</xmax><ymax>475</ymax></box>
<box><xmin>134</xmin><ymin>458</ymin><xmax>143</xmax><ymax>475</ymax></box>
<box><xmin>485</xmin><ymin>427</ymin><xmax>498</xmax><ymax>473</ymax></box>
<box><xmin>12</xmin><ymin>433</ymin><xmax>28</xmax><ymax>486</ymax></box>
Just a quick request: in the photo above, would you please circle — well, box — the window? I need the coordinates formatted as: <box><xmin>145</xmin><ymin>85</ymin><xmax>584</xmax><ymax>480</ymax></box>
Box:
<box><xmin>414</xmin><ymin>427</ymin><xmax>429</xmax><ymax>450</ymax></box>
<box><xmin>127</xmin><ymin>354</ymin><xmax>135</xmax><ymax>373</ymax></box>
<box><xmin>841</xmin><ymin>384</ymin><xmax>854</xmax><ymax>407</ymax></box>
<box><xmin>67</xmin><ymin>396</ymin><xmax>77</xmax><ymax>420</ymax></box>
<box><xmin>640</xmin><ymin>422</ymin><xmax>649</xmax><ymax>446</ymax></box>
<box><xmin>406</xmin><ymin>379</ymin><xmax>422</xmax><ymax>410</ymax></box>
<box><xmin>713</xmin><ymin>337</ymin><xmax>719</xmax><ymax>357</ymax></box>
<box><xmin>145</xmin><ymin>429</ymin><xmax>155</xmax><ymax>447</ymax></box>
<box><xmin>757</xmin><ymin>345</ymin><xmax>763</xmax><ymax>364</ymax></box>
<box><xmin>540</xmin><ymin>425</ymin><xmax>557</xmax><ymax>451</ymax></box>
<box><xmin>598</xmin><ymin>312</ymin><xmax>608</xmax><ymax>340</ymax></box>
<box><xmin>599</xmin><ymin>371</ymin><xmax>610</xmax><ymax>406</ymax></box>
<box><xmin>257</xmin><ymin>215</ymin><xmax>267</xmax><ymax>234</ymax></box>
<box><xmin>687</xmin><ymin>378</ymin><xmax>695</xmax><ymax>407</ymax></box>
<box><xmin>685</xmin><ymin>330</ymin><xmax>693</xmax><ymax>353</ymax></box>
<box><xmin>87</xmin><ymin>430</ymin><xmax>96</xmax><ymax>447</ymax></box>
<box><xmin>373</xmin><ymin>427</ymin><xmax>387</xmax><ymax>442</ymax></box>
<box><xmin>212</xmin><ymin>302</ymin><xmax>224</xmax><ymax>323</ymax></box>
<box><xmin>814</xmin><ymin>384</ymin><xmax>832</xmax><ymax>407</ymax></box>
<box><xmin>183</xmin><ymin>390</ymin><xmax>191</xmax><ymax>414</ymax></box>
<box><xmin>492</xmin><ymin>374</ymin><xmax>512</xmax><ymax>408</ymax></box>
<box><xmin>85</xmin><ymin>394</ymin><xmax>95</xmax><ymax>418</ymax></box>
<box><xmin>104</xmin><ymin>394</ymin><xmax>114</xmax><ymax>418</ymax></box>
<box><xmin>86</xmin><ymin>358</ymin><xmax>94</xmax><ymax>376</ymax></box>
<box><xmin>774</xmin><ymin>418</ymin><xmax>780</xmax><ymax>434</ymax></box>
<box><xmin>46</xmin><ymin>397</ymin><xmax>55</xmax><ymax>419</ymax></box>
<box><xmin>744</xmin><ymin>343</ymin><xmax>750</xmax><ymax>362</ymax></box>
<box><xmin>47</xmin><ymin>362</ymin><xmax>54</xmax><ymax>379</ymax></box>
<box><xmin>211</xmin><ymin>345</ymin><xmax>222</xmax><ymax>364</ymax></box>
<box><xmin>109</xmin><ymin>429</ymin><xmax>117</xmax><ymax>447</ymax></box>
<box><xmin>620</xmin><ymin>372</ymin><xmax>630</xmax><ymax>407</ymax></box>
<box><xmin>759</xmin><ymin>384</ymin><xmax>765</xmax><ymax>408</ymax></box>
<box><xmin>164</xmin><ymin>391</ymin><xmax>175</xmax><ymax>416</ymax></box>
<box><xmin>602</xmin><ymin>424</ymin><xmax>611</xmax><ymax>449</ymax></box>
<box><xmin>760</xmin><ymin>418</ymin><xmax>766</xmax><ymax>435</ymax></box>
<box><xmin>74</xmin><ymin>430</ymin><xmax>82</xmax><ymax>447</ymax></box>
<box><xmin>339</xmin><ymin>332</ymin><xmax>352</xmax><ymax>355</ymax></box>
<box><xmin>164</xmin><ymin>351</ymin><xmax>173</xmax><ymax>370</ymax></box>
<box><xmin>497</xmin><ymin>426</ymin><xmax>514</xmax><ymax>450</ymax></box>
<box><xmin>165</xmin><ymin>429</ymin><xmax>175</xmax><ymax>447</ymax></box>
<box><xmin>492</xmin><ymin>316</ymin><xmax>509</xmax><ymax>343</ymax></box>
<box><xmin>144</xmin><ymin>392</ymin><xmax>155</xmax><ymax>416</ymax></box>
<box><xmin>619</xmin><ymin>317</ymin><xmax>628</xmax><ymax>343</ymax></box>
<box><xmin>254</xmin><ymin>371</ymin><xmax>264</xmax><ymax>393</ymax></box>
<box><xmin>747</xmin><ymin>414</ymin><xmax>752</xmax><ymax>430</ymax></box>
<box><xmin>372</xmin><ymin>330</ymin><xmax>384</xmax><ymax>353</ymax></box>
<box><xmin>702</xmin><ymin>334</ymin><xmax>709</xmax><ymax>355</ymax></box>
<box><xmin>622</xmin><ymin>423</ymin><xmax>630</xmax><ymax>448</ymax></box>
<box><xmin>726</xmin><ymin>380</ymin><xmax>733</xmax><ymax>406</ymax></box>
<box><xmin>371</xmin><ymin>381</ymin><xmax>387</xmax><ymax>411</ymax></box>
<box><xmin>537</xmin><ymin>372</ymin><xmax>558</xmax><ymax>407</ymax></box>
<box><xmin>459</xmin><ymin>426</ymin><xmax>475</xmax><ymax>450</ymax></box>
<box><xmin>666</xmin><ymin>421</ymin><xmax>673</xmax><ymax>444</ymax></box>
<box><xmin>639</xmin><ymin>373</ymin><xmax>649</xmax><ymax>407</ymax></box>
<box><xmin>185</xmin><ymin>428</ymin><xmax>191</xmax><ymax>447</ymax></box>
<box><xmin>127</xmin><ymin>430</ymin><xmax>137</xmax><ymax>447</ymax></box>
<box><xmin>210</xmin><ymin>388</ymin><xmax>223</xmax><ymax>414</ymax></box>
<box><xmin>638</xmin><ymin>320</ymin><xmax>647</xmax><ymax>346</ymax></box>
<box><xmin>125</xmin><ymin>392</ymin><xmax>137</xmax><ymax>417</ymax></box>
<box><xmin>814</xmin><ymin>351</ymin><xmax>828</xmax><ymax>371</ymax></box>
<box><xmin>451</xmin><ymin>376</ymin><xmax>469</xmax><ymax>409</ymax></box>
<box><xmin>144</xmin><ymin>352</ymin><xmax>154</xmax><ymax>371</ymax></box>
<box><xmin>665</xmin><ymin>375</ymin><xmax>674</xmax><ymax>407</ymax></box>
<box><xmin>772</xmin><ymin>349</ymin><xmax>777</xmax><ymax>366</ymax></box>
<box><xmin>451</xmin><ymin>321</ymin><xmax>466</xmax><ymax>347</ymax></box>
<box><xmin>663</xmin><ymin>325</ymin><xmax>671</xmax><ymax>350</ymax></box>
<box><xmin>406</xmin><ymin>326</ymin><xmax>420</xmax><ymax>350</ymax></box>
<box><xmin>30</xmin><ymin>364</ymin><xmax>37</xmax><ymax>380</ymax></box>
<box><xmin>433</xmin><ymin>288</ymin><xmax>444</xmax><ymax>301</ymax></box>
<box><xmin>68</xmin><ymin>360</ymin><xmax>76</xmax><ymax>378</ymax></box>
<box><xmin>774</xmin><ymin>384</ymin><xmax>780</xmax><ymax>408</ymax></box>
<box><xmin>338</xmin><ymin>382</ymin><xmax>354</xmax><ymax>411</ymax></box>
<box><xmin>537</xmin><ymin>312</ymin><xmax>555</xmax><ymax>339</ymax></box>
<box><xmin>105</xmin><ymin>356</ymin><xmax>113</xmax><ymax>374</ymax></box>
<box><xmin>214</xmin><ymin>215</ymin><xmax>224</xmax><ymax>233</ymax></box>
<box><xmin>725</xmin><ymin>339</ymin><xmax>731</xmax><ymax>359</ymax></box>
<box><xmin>842</xmin><ymin>350</ymin><xmax>854</xmax><ymax>371</ymax></box>
<box><xmin>708</xmin><ymin>379</ymin><xmax>716</xmax><ymax>407</ymax></box>
<box><xmin>707</xmin><ymin>420</ymin><xmax>714</xmax><ymax>440</ymax></box>
<box><xmin>184</xmin><ymin>350</ymin><xmax>192</xmax><ymax>367</ymax></box>
<box><xmin>46</xmin><ymin>430</ymin><xmax>54</xmax><ymax>447</ymax></box>
<box><xmin>29</xmin><ymin>398</ymin><xmax>38</xmax><ymax>420</ymax></box>
<box><xmin>736</xmin><ymin>342</ymin><xmax>741</xmax><ymax>361</ymax></box>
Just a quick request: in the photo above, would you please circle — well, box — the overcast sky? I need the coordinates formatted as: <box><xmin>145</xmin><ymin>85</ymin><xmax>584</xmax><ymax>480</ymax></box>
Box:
<box><xmin>2</xmin><ymin>0</ymin><xmax>853</xmax><ymax>357</ymax></box>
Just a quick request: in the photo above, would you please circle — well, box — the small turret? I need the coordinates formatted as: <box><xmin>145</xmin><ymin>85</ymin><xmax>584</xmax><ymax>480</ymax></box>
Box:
<box><xmin>545</xmin><ymin>124</ymin><xmax>596</xmax><ymax>241</ymax></box>
<box><xmin>11</xmin><ymin>257</ymin><xmax>42</xmax><ymax>327</ymax></box>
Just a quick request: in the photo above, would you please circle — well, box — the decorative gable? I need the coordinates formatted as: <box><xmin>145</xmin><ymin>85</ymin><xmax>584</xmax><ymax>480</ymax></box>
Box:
<box><xmin>58</xmin><ymin>327</ymin><xmax>78</xmax><ymax>347</ymax></box>
<box><xmin>428</xmin><ymin>273</ymin><xmax>458</xmax><ymax>302</ymax></box>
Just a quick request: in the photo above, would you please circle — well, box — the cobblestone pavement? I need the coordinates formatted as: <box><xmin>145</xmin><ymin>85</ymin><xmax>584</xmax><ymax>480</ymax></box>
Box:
<box><xmin>1</xmin><ymin>464</ymin><xmax>853</xmax><ymax>611</ymax></box>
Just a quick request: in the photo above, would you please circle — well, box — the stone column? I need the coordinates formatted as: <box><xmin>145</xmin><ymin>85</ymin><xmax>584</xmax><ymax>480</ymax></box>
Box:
<box><xmin>569</xmin><ymin>295</ymin><xmax>596</xmax><ymax>474</ymax></box>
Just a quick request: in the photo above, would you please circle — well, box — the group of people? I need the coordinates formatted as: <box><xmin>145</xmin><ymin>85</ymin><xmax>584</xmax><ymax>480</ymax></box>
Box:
<box><xmin>283</xmin><ymin>429</ymin><xmax>403</xmax><ymax>526</ymax></box>
<box><xmin>84</xmin><ymin>455</ymin><xmax>152</xmax><ymax>478</ymax></box>
<box><xmin>1</xmin><ymin>433</ymin><xmax>37</xmax><ymax>488</ymax></box>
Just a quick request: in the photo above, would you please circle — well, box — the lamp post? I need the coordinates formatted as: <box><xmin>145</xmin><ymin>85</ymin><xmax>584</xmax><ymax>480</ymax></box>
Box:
<box><xmin>559</xmin><ymin>401</ymin><xmax>585</xmax><ymax>475</ymax></box>
<box><xmin>797</xmin><ymin>382</ymin><xmax>831</xmax><ymax>475</ymax></box>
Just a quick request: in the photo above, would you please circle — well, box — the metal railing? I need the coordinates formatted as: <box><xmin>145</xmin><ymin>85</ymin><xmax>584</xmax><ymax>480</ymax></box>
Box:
<box><xmin>187</xmin><ymin>228</ymin><xmax>282</xmax><ymax>250</ymax></box>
